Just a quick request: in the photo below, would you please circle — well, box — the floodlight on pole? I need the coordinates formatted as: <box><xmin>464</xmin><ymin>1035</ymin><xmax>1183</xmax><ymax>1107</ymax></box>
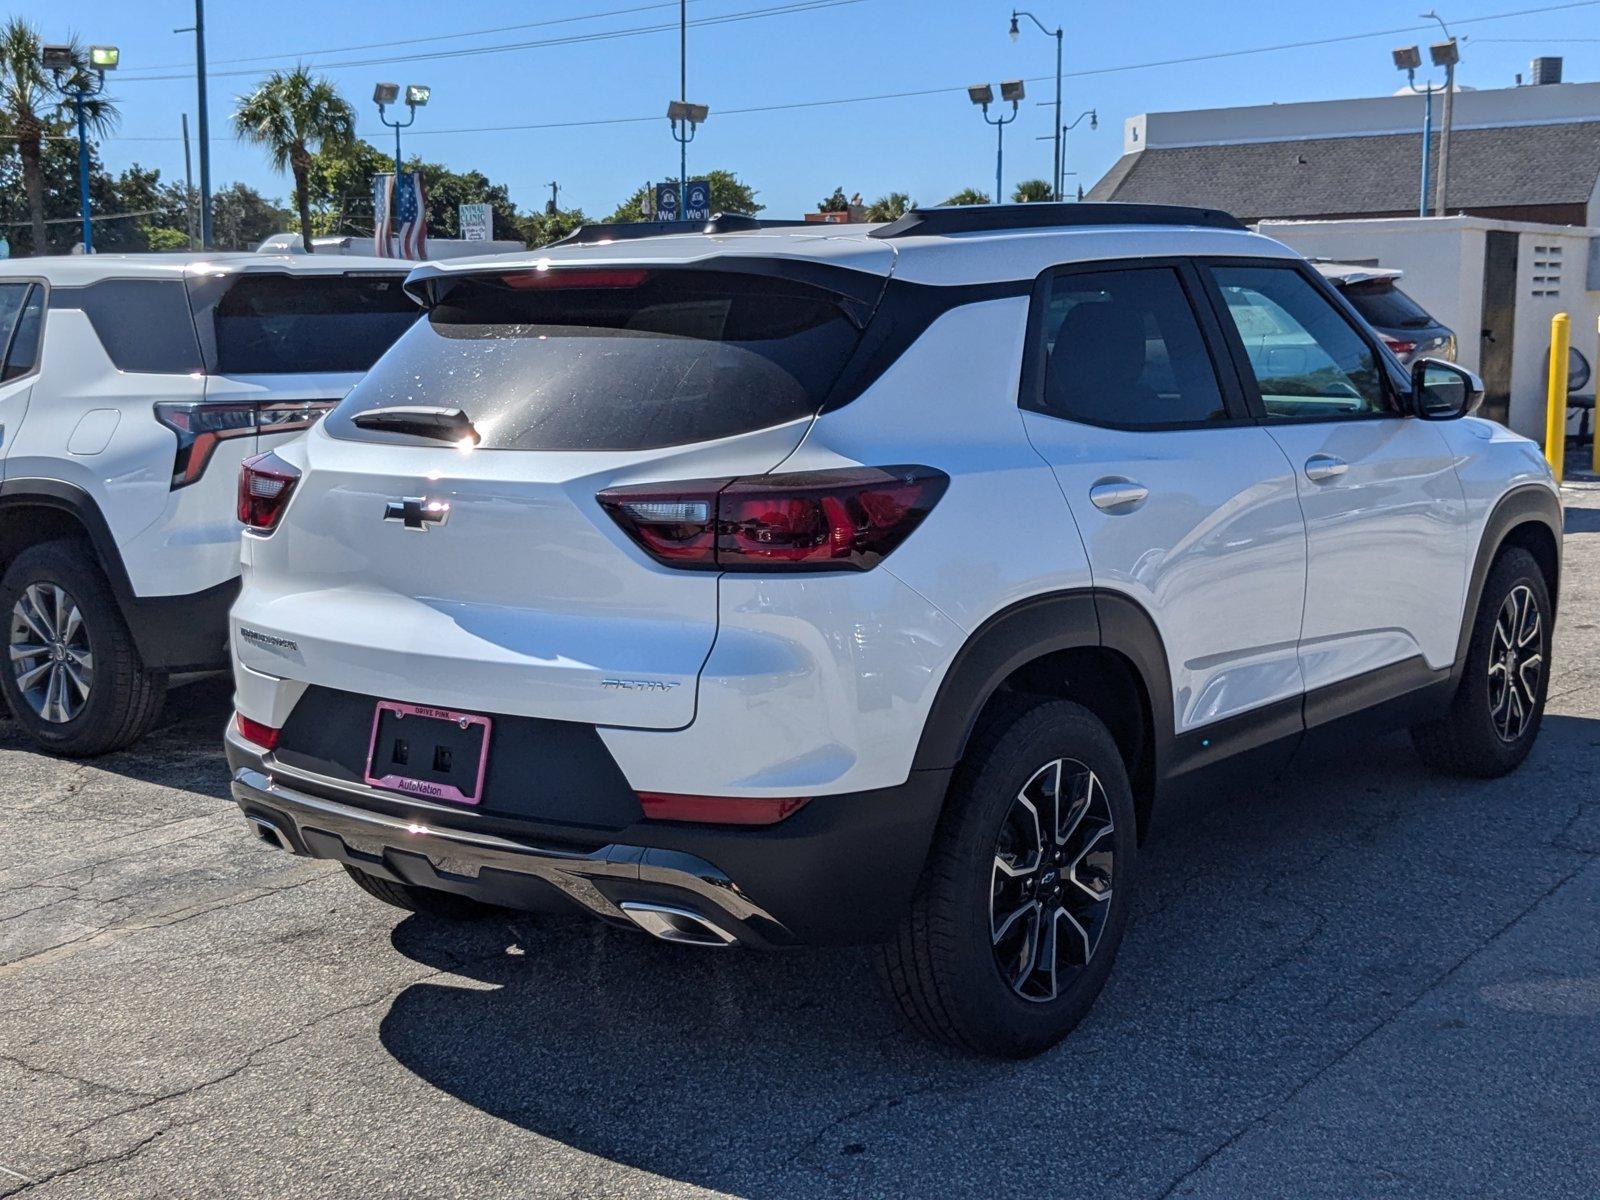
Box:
<box><xmin>1392</xmin><ymin>45</ymin><xmax>1422</xmax><ymax>71</ymax></box>
<box><xmin>375</xmin><ymin>81</ymin><xmax>431</xmax><ymax>196</ymax></box>
<box><xmin>667</xmin><ymin>100</ymin><xmax>710</xmax><ymax>218</ymax></box>
<box><xmin>969</xmin><ymin>82</ymin><xmax>1021</xmax><ymax>205</ymax></box>
<box><xmin>43</xmin><ymin>43</ymin><xmax>116</xmax><ymax>254</ymax></box>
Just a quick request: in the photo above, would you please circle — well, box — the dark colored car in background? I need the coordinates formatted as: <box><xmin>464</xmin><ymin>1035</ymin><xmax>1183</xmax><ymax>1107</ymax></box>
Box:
<box><xmin>1314</xmin><ymin>263</ymin><xmax>1456</xmax><ymax>366</ymax></box>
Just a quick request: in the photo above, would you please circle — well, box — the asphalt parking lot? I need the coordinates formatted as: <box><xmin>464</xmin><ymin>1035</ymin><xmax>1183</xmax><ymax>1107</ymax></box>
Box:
<box><xmin>2</xmin><ymin>481</ymin><xmax>1597</xmax><ymax>1200</ymax></box>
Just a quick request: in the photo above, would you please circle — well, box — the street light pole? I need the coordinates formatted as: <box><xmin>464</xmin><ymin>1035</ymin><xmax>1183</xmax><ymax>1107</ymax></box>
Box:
<box><xmin>1392</xmin><ymin>46</ymin><xmax>1435</xmax><ymax>218</ymax></box>
<box><xmin>374</xmin><ymin>84</ymin><xmax>430</xmax><ymax>181</ymax></box>
<box><xmin>1060</xmin><ymin>108</ymin><xmax>1096</xmax><ymax>201</ymax></box>
<box><xmin>1010</xmin><ymin>11</ymin><xmax>1063</xmax><ymax>201</ymax></box>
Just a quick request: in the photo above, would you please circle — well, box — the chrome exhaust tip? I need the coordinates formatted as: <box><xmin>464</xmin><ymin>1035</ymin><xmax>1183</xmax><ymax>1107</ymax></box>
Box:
<box><xmin>247</xmin><ymin>815</ymin><xmax>291</xmax><ymax>853</ymax></box>
<box><xmin>620</xmin><ymin>901</ymin><xmax>737</xmax><ymax>947</ymax></box>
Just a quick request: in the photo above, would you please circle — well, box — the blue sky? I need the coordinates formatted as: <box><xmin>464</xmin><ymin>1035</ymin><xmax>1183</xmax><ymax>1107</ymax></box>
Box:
<box><xmin>19</xmin><ymin>0</ymin><xmax>1600</xmax><ymax>220</ymax></box>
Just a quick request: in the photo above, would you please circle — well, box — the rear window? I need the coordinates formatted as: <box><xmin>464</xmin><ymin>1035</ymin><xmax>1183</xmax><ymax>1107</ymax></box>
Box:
<box><xmin>1339</xmin><ymin>280</ymin><xmax>1435</xmax><ymax>330</ymax></box>
<box><xmin>323</xmin><ymin>269</ymin><xmax>864</xmax><ymax>451</ymax></box>
<box><xmin>212</xmin><ymin>274</ymin><xmax>418</xmax><ymax>375</ymax></box>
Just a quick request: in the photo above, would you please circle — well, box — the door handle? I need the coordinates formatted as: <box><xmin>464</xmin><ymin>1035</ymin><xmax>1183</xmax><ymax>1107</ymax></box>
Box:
<box><xmin>1089</xmin><ymin>479</ymin><xmax>1149</xmax><ymax>511</ymax></box>
<box><xmin>1304</xmin><ymin>454</ymin><xmax>1348</xmax><ymax>482</ymax></box>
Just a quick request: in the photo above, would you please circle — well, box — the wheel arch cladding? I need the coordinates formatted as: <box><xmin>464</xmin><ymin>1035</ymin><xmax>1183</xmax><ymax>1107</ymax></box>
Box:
<box><xmin>1457</xmin><ymin>486</ymin><xmax>1563</xmax><ymax>673</ymax></box>
<box><xmin>912</xmin><ymin>589</ymin><xmax>1167</xmax><ymax>841</ymax></box>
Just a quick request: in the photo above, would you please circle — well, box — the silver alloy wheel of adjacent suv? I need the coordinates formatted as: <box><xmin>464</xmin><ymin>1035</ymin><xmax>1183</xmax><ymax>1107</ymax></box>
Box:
<box><xmin>1487</xmin><ymin>583</ymin><xmax>1543</xmax><ymax>743</ymax></box>
<box><xmin>9</xmin><ymin>583</ymin><xmax>93</xmax><ymax>723</ymax></box>
<box><xmin>990</xmin><ymin>758</ymin><xmax>1115</xmax><ymax>1002</ymax></box>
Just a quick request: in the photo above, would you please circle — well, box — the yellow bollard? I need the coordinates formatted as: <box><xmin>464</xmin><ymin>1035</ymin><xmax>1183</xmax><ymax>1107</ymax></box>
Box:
<box><xmin>1545</xmin><ymin>312</ymin><xmax>1569</xmax><ymax>484</ymax></box>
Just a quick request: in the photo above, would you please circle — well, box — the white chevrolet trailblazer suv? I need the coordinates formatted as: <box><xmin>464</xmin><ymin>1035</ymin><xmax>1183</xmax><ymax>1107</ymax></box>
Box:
<box><xmin>225</xmin><ymin>205</ymin><xmax>1561</xmax><ymax>1057</ymax></box>
<box><xmin>0</xmin><ymin>253</ymin><xmax>417</xmax><ymax>755</ymax></box>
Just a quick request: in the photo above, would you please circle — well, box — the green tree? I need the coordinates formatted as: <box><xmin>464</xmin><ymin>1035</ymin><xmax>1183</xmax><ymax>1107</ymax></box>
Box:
<box><xmin>519</xmin><ymin>206</ymin><xmax>588</xmax><ymax>248</ymax></box>
<box><xmin>304</xmin><ymin>137</ymin><xmax>390</xmax><ymax>235</ymax></box>
<box><xmin>1012</xmin><ymin>178</ymin><xmax>1053</xmax><ymax>203</ymax></box>
<box><xmin>211</xmin><ymin>181</ymin><xmax>293</xmax><ymax>250</ymax></box>
<box><xmin>0</xmin><ymin>21</ymin><xmax>119</xmax><ymax>255</ymax></box>
<box><xmin>608</xmin><ymin>170</ymin><xmax>763</xmax><ymax>222</ymax></box>
<box><xmin>865</xmin><ymin>191</ymin><xmax>914</xmax><ymax>222</ymax></box>
<box><xmin>143</xmin><ymin>225</ymin><xmax>189</xmax><ymax>251</ymax></box>
<box><xmin>942</xmin><ymin>188</ymin><xmax>991</xmax><ymax>206</ymax></box>
<box><xmin>818</xmin><ymin>186</ymin><xmax>849</xmax><ymax>213</ymax></box>
<box><xmin>233</xmin><ymin>67</ymin><xmax>355</xmax><ymax>253</ymax></box>
<box><xmin>414</xmin><ymin>161</ymin><xmax>519</xmax><ymax>240</ymax></box>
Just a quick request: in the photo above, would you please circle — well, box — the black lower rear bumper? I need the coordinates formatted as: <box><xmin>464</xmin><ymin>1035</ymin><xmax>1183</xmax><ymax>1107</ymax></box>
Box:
<box><xmin>228</xmin><ymin>729</ymin><xmax>949</xmax><ymax>948</ymax></box>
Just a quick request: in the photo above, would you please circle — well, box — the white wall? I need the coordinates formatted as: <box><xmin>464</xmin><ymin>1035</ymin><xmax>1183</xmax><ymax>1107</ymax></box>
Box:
<box><xmin>1260</xmin><ymin>216</ymin><xmax>1600</xmax><ymax>440</ymax></box>
<box><xmin>1126</xmin><ymin>80</ymin><xmax>1600</xmax><ymax>153</ymax></box>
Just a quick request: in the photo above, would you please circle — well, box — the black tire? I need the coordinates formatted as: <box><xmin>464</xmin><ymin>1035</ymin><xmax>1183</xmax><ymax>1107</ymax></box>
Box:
<box><xmin>0</xmin><ymin>540</ymin><xmax>166</xmax><ymax>757</ymax></box>
<box><xmin>343</xmin><ymin>865</ymin><xmax>497</xmax><ymax>920</ymax></box>
<box><xmin>873</xmin><ymin>696</ymin><xmax>1137</xmax><ymax>1058</ymax></box>
<box><xmin>1412</xmin><ymin>546</ymin><xmax>1552</xmax><ymax>778</ymax></box>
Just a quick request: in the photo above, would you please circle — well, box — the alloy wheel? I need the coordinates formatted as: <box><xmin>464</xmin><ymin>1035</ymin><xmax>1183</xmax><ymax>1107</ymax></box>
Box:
<box><xmin>990</xmin><ymin>758</ymin><xmax>1114</xmax><ymax>1002</ymax></box>
<box><xmin>1487</xmin><ymin>583</ymin><xmax>1542</xmax><ymax>743</ymax></box>
<box><xmin>9</xmin><ymin>583</ymin><xmax>93</xmax><ymax>724</ymax></box>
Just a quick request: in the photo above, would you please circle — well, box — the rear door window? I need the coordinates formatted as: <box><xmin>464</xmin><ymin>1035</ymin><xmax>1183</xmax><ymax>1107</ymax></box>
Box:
<box><xmin>325</xmin><ymin>269</ymin><xmax>866</xmax><ymax>451</ymax></box>
<box><xmin>1025</xmin><ymin>266</ymin><xmax>1230</xmax><ymax>429</ymax></box>
<box><xmin>209</xmin><ymin>274</ymin><xmax>418</xmax><ymax>375</ymax></box>
<box><xmin>49</xmin><ymin>279</ymin><xmax>202</xmax><ymax>373</ymax></box>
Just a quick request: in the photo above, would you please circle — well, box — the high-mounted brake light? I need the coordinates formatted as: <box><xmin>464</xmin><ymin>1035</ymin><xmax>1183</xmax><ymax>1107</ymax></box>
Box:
<box><xmin>237</xmin><ymin>451</ymin><xmax>301</xmax><ymax>534</ymax></box>
<box><xmin>597</xmin><ymin>465</ymin><xmax>948</xmax><ymax>572</ymax></box>
<box><xmin>155</xmin><ymin>400</ymin><xmax>336</xmax><ymax>489</ymax></box>
<box><xmin>500</xmin><ymin>268</ymin><xmax>651</xmax><ymax>290</ymax></box>
<box><xmin>637</xmin><ymin>792</ymin><xmax>810</xmax><ymax>826</ymax></box>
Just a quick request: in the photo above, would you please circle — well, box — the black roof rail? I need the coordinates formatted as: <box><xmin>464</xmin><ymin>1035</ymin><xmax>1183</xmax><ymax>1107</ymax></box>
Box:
<box><xmin>867</xmin><ymin>202</ymin><xmax>1245</xmax><ymax>239</ymax></box>
<box><xmin>549</xmin><ymin>213</ymin><xmax>811</xmax><ymax>246</ymax></box>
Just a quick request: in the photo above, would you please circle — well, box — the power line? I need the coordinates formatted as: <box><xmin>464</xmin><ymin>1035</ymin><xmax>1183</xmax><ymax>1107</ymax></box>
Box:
<box><xmin>131</xmin><ymin>0</ymin><xmax>718</xmax><ymax>74</ymax></box>
<box><xmin>115</xmin><ymin>0</ymin><xmax>870</xmax><ymax>82</ymax></box>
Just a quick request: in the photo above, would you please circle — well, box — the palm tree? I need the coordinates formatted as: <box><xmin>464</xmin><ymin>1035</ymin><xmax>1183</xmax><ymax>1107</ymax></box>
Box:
<box><xmin>1012</xmin><ymin>178</ymin><xmax>1053</xmax><ymax>203</ymax></box>
<box><xmin>941</xmin><ymin>188</ymin><xmax>991</xmax><ymax>206</ymax></box>
<box><xmin>0</xmin><ymin>21</ymin><xmax>118</xmax><ymax>255</ymax></box>
<box><xmin>865</xmin><ymin>191</ymin><xmax>914</xmax><ymax>222</ymax></box>
<box><xmin>233</xmin><ymin>67</ymin><xmax>355</xmax><ymax>254</ymax></box>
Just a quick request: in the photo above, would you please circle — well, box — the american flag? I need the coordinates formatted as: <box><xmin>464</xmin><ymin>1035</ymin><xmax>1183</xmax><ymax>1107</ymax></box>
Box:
<box><xmin>373</xmin><ymin>171</ymin><xmax>428</xmax><ymax>260</ymax></box>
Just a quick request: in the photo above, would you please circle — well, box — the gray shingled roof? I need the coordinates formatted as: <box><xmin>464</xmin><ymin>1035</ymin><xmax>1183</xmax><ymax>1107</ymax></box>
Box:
<box><xmin>1086</xmin><ymin>121</ymin><xmax>1600</xmax><ymax>219</ymax></box>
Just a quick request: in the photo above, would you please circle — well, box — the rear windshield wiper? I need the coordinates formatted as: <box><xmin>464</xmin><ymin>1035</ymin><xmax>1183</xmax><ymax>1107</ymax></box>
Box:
<box><xmin>350</xmin><ymin>405</ymin><xmax>480</xmax><ymax>445</ymax></box>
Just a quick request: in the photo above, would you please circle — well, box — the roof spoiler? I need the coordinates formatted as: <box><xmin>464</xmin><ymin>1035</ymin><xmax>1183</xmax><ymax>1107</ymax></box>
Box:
<box><xmin>868</xmin><ymin>202</ymin><xmax>1246</xmax><ymax>239</ymax></box>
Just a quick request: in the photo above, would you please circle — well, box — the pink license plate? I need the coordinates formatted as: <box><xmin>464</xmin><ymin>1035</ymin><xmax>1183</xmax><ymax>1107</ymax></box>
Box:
<box><xmin>363</xmin><ymin>701</ymin><xmax>492</xmax><ymax>806</ymax></box>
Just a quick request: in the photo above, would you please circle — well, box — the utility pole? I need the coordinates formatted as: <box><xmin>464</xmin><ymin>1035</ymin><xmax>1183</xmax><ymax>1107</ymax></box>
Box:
<box><xmin>546</xmin><ymin>181</ymin><xmax>560</xmax><ymax>215</ymax></box>
<box><xmin>181</xmin><ymin>114</ymin><xmax>197</xmax><ymax>248</ymax></box>
<box><xmin>176</xmin><ymin>1</ymin><xmax>212</xmax><ymax>248</ymax></box>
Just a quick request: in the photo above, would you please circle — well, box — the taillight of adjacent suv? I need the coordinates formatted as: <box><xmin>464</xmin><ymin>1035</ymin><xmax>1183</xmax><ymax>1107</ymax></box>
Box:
<box><xmin>1378</xmin><ymin>333</ymin><xmax>1417</xmax><ymax>359</ymax></box>
<box><xmin>597</xmin><ymin>465</ymin><xmax>948</xmax><ymax>572</ymax></box>
<box><xmin>154</xmin><ymin>400</ymin><xmax>337</xmax><ymax>488</ymax></box>
<box><xmin>237</xmin><ymin>451</ymin><xmax>301</xmax><ymax>534</ymax></box>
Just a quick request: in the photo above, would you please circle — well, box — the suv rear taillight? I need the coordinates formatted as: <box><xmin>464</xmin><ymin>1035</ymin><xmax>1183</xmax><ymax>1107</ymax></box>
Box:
<box><xmin>1379</xmin><ymin>333</ymin><xmax>1417</xmax><ymax>358</ymax></box>
<box><xmin>597</xmin><ymin>465</ymin><xmax>948</xmax><ymax>572</ymax></box>
<box><xmin>154</xmin><ymin>400</ymin><xmax>337</xmax><ymax>489</ymax></box>
<box><xmin>238</xmin><ymin>451</ymin><xmax>300</xmax><ymax>534</ymax></box>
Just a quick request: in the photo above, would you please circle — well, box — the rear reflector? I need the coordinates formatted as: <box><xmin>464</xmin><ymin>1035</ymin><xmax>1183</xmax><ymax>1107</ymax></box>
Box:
<box><xmin>234</xmin><ymin>712</ymin><xmax>281</xmax><ymax>751</ymax></box>
<box><xmin>237</xmin><ymin>450</ymin><xmax>301</xmax><ymax>534</ymax></box>
<box><xmin>597</xmin><ymin>465</ymin><xmax>948</xmax><ymax>572</ymax></box>
<box><xmin>637</xmin><ymin>792</ymin><xmax>810</xmax><ymax>826</ymax></box>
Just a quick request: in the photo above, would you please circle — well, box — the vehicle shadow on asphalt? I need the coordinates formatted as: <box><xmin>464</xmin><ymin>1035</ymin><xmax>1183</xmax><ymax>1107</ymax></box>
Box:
<box><xmin>373</xmin><ymin>712</ymin><xmax>1600</xmax><ymax>1197</ymax></box>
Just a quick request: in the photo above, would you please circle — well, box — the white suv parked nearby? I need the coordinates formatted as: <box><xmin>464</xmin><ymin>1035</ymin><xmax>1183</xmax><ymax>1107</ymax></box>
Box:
<box><xmin>225</xmin><ymin>205</ymin><xmax>1561</xmax><ymax>1057</ymax></box>
<box><xmin>0</xmin><ymin>253</ymin><xmax>417</xmax><ymax>755</ymax></box>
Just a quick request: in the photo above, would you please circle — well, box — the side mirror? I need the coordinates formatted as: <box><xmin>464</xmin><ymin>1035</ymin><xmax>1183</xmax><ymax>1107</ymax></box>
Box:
<box><xmin>1411</xmin><ymin>358</ymin><xmax>1483</xmax><ymax>420</ymax></box>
